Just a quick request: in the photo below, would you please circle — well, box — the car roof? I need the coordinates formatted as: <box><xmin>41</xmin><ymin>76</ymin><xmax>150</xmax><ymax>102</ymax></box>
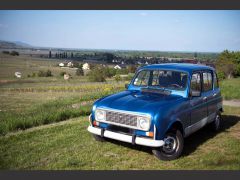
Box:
<box><xmin>140</xmin><ymin>63</ymin><xmax>215</xmax><ymax>73</ymax></box>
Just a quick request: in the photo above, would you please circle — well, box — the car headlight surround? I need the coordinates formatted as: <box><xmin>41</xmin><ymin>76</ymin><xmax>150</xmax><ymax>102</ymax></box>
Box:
<box><xmin>95</xmin><ymin>109</ymin><xmax>106</xmax><ymax>121</ymax></box>
<box><xmin>137</xmin><ymin>116</ymin><xmax>151</xmax><ymax>131</ymax></box>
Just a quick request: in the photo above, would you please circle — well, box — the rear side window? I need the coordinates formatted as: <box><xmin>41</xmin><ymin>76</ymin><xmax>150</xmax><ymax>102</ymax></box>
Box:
<box><xmin>214</xmin><ymin>72</ymin><xmax>219</xmax><ymax>88</ymax></box>
<box><xmin>203</xmin><ymin>72</ymin><xmax>213</xmax><ymax>92</ymax></box>
<box><xmin>191</xmin><ymin>73</ymin><xmax>201</xmax><ymax>91</ymax></box>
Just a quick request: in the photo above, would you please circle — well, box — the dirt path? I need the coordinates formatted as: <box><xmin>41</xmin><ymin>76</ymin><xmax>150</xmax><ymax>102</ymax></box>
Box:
<box><xmin>223</xmin><ymin>100</ymin><xmax>240</xmax><ymax>107</ymax></box>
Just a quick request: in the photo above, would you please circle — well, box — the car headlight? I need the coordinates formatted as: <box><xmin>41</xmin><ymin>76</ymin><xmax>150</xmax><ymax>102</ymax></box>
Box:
<box><xmin>137</xmin><ymin>116</ymin><xmax>151</xmax><ymax>131</ymax></box>
<box><xmin>95</xmin><ymin>109</ymin><xmax>106</xmax><ymax>121</ymax></box>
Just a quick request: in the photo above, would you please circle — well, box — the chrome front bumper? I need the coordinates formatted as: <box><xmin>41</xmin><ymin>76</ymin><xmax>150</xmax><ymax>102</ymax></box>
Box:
<box><xmin>87</xmin><ymin>125</ymin><xmax>165</xmax><ymax>147</ymax></box>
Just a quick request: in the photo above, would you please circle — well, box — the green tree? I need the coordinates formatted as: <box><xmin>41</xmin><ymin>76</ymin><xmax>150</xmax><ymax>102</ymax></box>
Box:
<box><xmin>216</xmin><ymin>50</ymin><xmax>238</xmax><ymax>79</ymax></box>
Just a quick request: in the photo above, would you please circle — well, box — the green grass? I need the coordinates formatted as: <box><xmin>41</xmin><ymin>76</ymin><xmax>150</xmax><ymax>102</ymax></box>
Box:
<box><xmin>0</xmin><ymin>113</ymin><xmax>239</xmax><ymax>170</ymax></box>
<box><xmin>220</xmin><ymin>78</ymin><xmax>240</xmax><ymax>100</ymax></box>
<box><xmin>0</xmin><ymin>87</ymin><xmax>124</xmax><ymax>135</ymax></box>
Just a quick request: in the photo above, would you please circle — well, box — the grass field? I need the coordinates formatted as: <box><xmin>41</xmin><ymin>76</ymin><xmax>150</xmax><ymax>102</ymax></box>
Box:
<box><xmin>0</xmin><ymin>54</ymin><xmax>240</xmax><ymax>170</ymax></box>
<box><xmin>219</xmin><ymin>78</ymin><xmax>240</xmax><ymax>100</ymax></box>
<box><xmin>0</xmin><ymin>112</ymin><xmax>239</xmax><ymax>170</ymax></box>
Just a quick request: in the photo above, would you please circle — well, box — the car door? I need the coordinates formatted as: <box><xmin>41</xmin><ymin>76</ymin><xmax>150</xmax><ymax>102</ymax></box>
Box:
<box><xmin>186</xmin><ymin>71</ymin><xmax>208</xmax><ymax>136</ymax></box>
<box><xmin>202</xmin><ymin>70</ymin><xmax>217</xmax><ymax>122</ymax></box>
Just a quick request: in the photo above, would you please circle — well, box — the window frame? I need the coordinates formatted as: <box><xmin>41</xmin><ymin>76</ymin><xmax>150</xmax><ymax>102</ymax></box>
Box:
<box><xmin>190</xmin><ymin>71</ymin><xmax>202</xmax><ymax>94</ymax></box>
<box><xmin>202</xmin><ymin>70</ymin><xmax>213</xmax><ymax>92</ymax></box>
<box><xmin>213</xmin><ymin>71</ymin><xmax>219</xmax><ymax>89</ymax></box>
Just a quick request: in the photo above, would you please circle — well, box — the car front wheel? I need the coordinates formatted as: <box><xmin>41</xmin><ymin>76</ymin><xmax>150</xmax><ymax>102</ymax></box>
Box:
<box><xmin>152</xmin><ymin>130</ymin><xmax>184</xmax><ymax>161</ymax></box>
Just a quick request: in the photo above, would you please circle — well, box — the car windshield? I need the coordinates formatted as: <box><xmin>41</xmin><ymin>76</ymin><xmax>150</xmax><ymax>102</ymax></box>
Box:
<box><xmin>132</xmin><ymin>69</ymin><xmax>188</xmax><ymax>91</ymax></box>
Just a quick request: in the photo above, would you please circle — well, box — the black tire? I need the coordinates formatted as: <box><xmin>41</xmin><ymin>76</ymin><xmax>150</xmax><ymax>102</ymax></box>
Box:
<box><xmin>152</xmin><ymin>130</ymin><xmax>184</xmax><ymax>161</ymax></box>
<box><xmin>93</xmin><ymin>134</ymin><xmax>106</xmax><ymax>142</ymax></box>
<box><xmin>210</xmin><ymin>112</ymin><xmax>222</xmax><ymax>132</ymax></box>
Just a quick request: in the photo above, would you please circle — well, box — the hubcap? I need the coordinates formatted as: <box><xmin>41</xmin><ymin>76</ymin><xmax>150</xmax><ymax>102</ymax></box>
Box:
<box><xmin>163</xmin><ymin>136</ymin><xmax>177</xmax><ymax>154</ymax></box>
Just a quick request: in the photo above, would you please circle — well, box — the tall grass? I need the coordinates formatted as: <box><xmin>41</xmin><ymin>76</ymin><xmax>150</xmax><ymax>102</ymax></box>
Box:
<box><xmin>0</xmin><ymin>88</ymin><xmax>123</xmax><ymax>135</ymax></box>
<box><xmin>220</xmin><ymin>78</ymin><xmax>240</xmax><ymax>100</ymax></box>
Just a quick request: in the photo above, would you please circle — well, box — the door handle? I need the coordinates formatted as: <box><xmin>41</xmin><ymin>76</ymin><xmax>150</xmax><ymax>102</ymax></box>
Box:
<box><xmin>213</xmin><ymin>93</ymin><xmax>217</xmax><ymax>97</ymax></box>
<box><xmin>203</xmin><ymin>97</ymin><xmax>207</xmax><ymax>101</ymax></box>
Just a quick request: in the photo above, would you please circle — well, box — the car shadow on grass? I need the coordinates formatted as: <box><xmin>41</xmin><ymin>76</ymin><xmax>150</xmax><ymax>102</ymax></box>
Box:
<box><xmin>103</xmin><ymin>115</ymin><xmax>240</xmax><ymax>157</ymax></box>
<box><xmin>182</xmin><ymin>114</ymin><xmax>240</xmax><ymax>156</ymax></box>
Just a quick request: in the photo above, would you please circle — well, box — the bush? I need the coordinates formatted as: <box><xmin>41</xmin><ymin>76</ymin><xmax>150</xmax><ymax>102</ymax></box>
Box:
<box><xmin>115</xmin><ymin>74</ymin><xmax>121</xmax><ymax>82</ymax></box>
<box><xmin>10</xmin><ymin>51</ymin><xmax>19</xmax><ymax>56</ymax></box>
<box><xmin>217</xmin><ymin>71</ymin><xmax>226</xmax><ymax>81</ymax></box>
<box><xmin>2</xmin><ymin>51</ymin><xmax>10</xmax><ymax>54</ymax></box>
<box><xmin>76</xmin><ymin>68</ymin><xmax>84</xmax><ymax>76</ymax></box>
<box><xmin>38</xmin><ymin>70</ymin><xmax>52</xmax><ymax>77</ymax></box>
<box><xmin>88</xmin><ymin>68</ymin><xmax>106</xmax><ymax>82</ymax></box>
<box><xmin>60</xmin><ymin>71</ymin><xmax>66</xmax><ymax>76</ymax></box>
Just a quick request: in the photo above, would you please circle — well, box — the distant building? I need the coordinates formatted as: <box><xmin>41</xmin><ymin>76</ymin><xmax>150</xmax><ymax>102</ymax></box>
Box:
<box><xmin>59</xmin><ymin>63</ymin><xmax>65</xmax><ymax>67</ymax></box>
<box><xmin>82</xmin><ymin>63</ymin><xmax>90</xmax><ymax>70</ymax></box>
<box><xmin>114</xmin><ymin>64</ymin><xmax>127</xmax><ymax>70</ymax></box>
<box><xmin>67</xmin><ymin>62</ymin><xmax>73</xmax><ymax>67</ymax></box>
<box><xmin>14</xmin><ymin>72</ymin><xmax>21</xmax><ymax>78</ymax></box>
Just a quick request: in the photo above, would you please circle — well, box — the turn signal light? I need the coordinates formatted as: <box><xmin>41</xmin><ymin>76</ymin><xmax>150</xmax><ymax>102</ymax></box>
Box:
<box><xmin>146</xmin><ymin>132</ymin><xmax>154</xmax><ymax>137</ymax></box>
<box><xmin>93</xmin><ymin>121</ymin><xmax>99</xmax><ymax>126</ymax></box>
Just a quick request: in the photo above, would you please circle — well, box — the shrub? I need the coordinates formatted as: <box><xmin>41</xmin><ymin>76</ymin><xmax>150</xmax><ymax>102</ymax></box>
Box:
<box><xmin>88</xmin><ymin>67</ymin><xmax>106</xmax><ymax>82</ymax></box>
<box><xmin>60</xmin><ymin>71</ymin><xmax>66</xmax><ymax>76</ymax></box>
<box><xmin>38</xmin><ymin>70</ymin><xmax>52</xmax><ymax>77</ymax></box>
<box><xmin>46</xmin><ymin>70</ymin><xmax>52</xmax><ymax>77</ymax></box>
<box><xmin>115</xmin><ymin>74</ymin><xmax>122</xmax><ymax>82</ymax></box>
<box><xmin>2</xmin><ymin>51</ymin><xmax>10</xmax><ymax>54</ymax></box>
<box><xmin>10</xmin><ymin>51</ymin><xmax>19</xmax><ymax>56</ymax></box>
<box><xmin>217</xmin><ymin>71</ymin><xmax>226</xmax><ymax>81</ymax></box>
<box><xmin>76</xmin><ymin>68</ymin><xmax>84</xmax><ymax>76</ymax></box>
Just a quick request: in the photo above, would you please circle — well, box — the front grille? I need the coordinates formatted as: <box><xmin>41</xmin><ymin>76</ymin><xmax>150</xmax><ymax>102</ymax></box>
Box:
<box><xmin>105</xmin><ymin>110</ymin><xmax>138</xmax><ymax>128</ymax></box>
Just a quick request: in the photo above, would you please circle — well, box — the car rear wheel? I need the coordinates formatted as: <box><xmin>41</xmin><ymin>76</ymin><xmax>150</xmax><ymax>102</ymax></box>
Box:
<box><xmin>152</xmin><ymin>130</ymin><xmax>184</xmax><ymax>161</ymax></box>
<box><xmin>93</xmin><ymin>134</ymin><xmax>106</xmax><ymax>142</ymax></box>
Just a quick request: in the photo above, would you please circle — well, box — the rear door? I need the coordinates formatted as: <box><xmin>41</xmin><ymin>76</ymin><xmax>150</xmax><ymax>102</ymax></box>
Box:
<box><xmin>189</xmin><ymin>72</ymin><xmax>208</xmax><ymax>130</ymax></box>
<box><xmin>201</xmin><ymin>70</ymin><xmax>215</xmax><ymax>121</ymax></box>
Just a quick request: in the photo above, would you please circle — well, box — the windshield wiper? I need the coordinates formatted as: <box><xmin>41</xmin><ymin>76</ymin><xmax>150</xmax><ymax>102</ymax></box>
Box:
<box><xmin>140</xmin><ymin>86</ymin><xmax>171</xmax><ymax>95</ymax></box>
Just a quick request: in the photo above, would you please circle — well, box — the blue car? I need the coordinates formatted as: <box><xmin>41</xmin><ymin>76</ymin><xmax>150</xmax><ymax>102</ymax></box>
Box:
<box><xmin>87</xmin><ymin>63</ymin><xmax>223</xmax><ymax>160</ymax></box>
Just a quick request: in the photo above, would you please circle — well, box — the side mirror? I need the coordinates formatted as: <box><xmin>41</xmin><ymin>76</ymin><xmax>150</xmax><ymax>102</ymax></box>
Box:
<box><xmin>190</xmin><ymin>90</ymin><xmax>201</xmax><ymax>97</ymax></box>
<box><xmin>125</xmin><ymin>84</ymin><xmax>129</xmax><ymax>89</ymax></box>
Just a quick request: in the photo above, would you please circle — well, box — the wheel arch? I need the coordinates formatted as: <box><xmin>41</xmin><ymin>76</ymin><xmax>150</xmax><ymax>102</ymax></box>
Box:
<box><xmin>165</xmin><ymin>120</ymin><xmax>184</xmax><ymax>137</ymax></box>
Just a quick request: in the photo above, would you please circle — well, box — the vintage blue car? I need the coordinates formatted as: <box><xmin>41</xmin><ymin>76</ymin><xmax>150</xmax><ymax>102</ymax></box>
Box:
<box><xmin>87</xmin><ymin>63</ymin><xmax>223</xmax><ymax>160</ymax></box>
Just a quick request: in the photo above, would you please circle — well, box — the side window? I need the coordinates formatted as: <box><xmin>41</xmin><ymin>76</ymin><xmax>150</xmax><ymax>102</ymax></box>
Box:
<box><xmin>213</xmin><ymin>72</ymin><xmax>219</xmax><ymax>88</ymax></box>
<box><xmin>191</xmin><ymin>73</ymin><xmax>201</xmax><ymax>92</ymax></box>
<box><xmin>203</xmin><ymin>72</ymin><xmax>213</xmax><ymax>92</ymax></box>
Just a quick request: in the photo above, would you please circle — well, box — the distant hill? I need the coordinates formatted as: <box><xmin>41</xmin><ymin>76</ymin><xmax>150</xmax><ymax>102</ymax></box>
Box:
<box><xmin>0</xmin><ymin>40</ymin><xmax>32</xmax><ymax>49</ymax></box>
<box><xmin>13</xmin><ymin>41</ymin><xmax>32</xmax><ymax>48</ymax></box>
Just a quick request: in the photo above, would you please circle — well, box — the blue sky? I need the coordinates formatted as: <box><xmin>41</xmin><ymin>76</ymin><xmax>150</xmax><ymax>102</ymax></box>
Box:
<box><xmin>0</xmin><ymin>10</ymin><xmax>240</xmax><ymax>52</ymax></box>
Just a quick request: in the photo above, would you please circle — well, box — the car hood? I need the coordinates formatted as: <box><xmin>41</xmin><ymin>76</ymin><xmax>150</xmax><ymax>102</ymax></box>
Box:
<box><xmin>95</xmin><ymin>90</ymin><xmax>184</xmax><ymax>116</ymax></box>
